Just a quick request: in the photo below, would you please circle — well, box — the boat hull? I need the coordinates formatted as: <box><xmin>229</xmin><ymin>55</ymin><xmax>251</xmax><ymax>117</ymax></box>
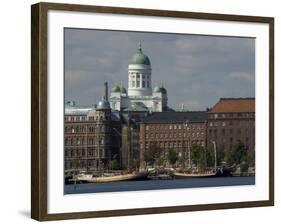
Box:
<box><xmin>173</xmin><ymin>172</ymin><xmax>216</xmax><ymax>178</ymax></box>
<box><xmin>77</xmin><ymin>172</ymin><xmax>148</xmax><ymax>183</ymax></box>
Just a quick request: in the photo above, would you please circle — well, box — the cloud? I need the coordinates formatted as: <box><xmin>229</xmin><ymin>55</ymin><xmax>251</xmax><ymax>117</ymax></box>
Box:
<box><xmin>64</xmin><ymin>28</ymin><xmax>255</xmax><ymax>110</ymax></box>
<box><xmin>228</xmin><ymin>71</ymin><xmax>255</xmax><ymax>82</ymax></box>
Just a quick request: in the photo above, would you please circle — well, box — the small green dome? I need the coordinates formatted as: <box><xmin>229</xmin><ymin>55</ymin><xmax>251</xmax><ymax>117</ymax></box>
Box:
<box><xmin>130</xmin><ymin>44</ymin><xmax>151</xmax><ymax>65</ymax></box>
<box><xmin>121</xmin><ymin>87</ymin><xmax>127</xmax><ymax>94</ymax></box>
<box><xmin>154</xmin><ymin>85</ymin><xmax>161</xmax><ymax>93</ymax></box>
<box><xmin>111</xmin><ymin>85</ymin><xmax>121</xmax><ymax>92</ymax></box>
<box><xmin>154</xmin><ymin>85</ymin><xmax>167</xmax><ymax>94</ymax></box>
<box><xmin>160</xmin><ymin>87</ymin><xmax>167</xmax><ymax>94</ymax></box>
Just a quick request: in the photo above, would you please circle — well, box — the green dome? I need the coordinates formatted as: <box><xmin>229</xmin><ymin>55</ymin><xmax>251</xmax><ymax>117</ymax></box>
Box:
<box><xmin>154</xmin><ymin>85</ymin><xmax>167</xmax><ymax>94</ymax></box>
<box><xmin>111</xmin><ymin>85</ymin><xmax>121</xmax><ymax>92</ymax></box>
<box><xmin>121</xmin><ymin>87</ymin><xmax>127</xmax><ymax>94</ymax></box>
<box><xmin>130</xmin><ymin>44</ymin><xmax>151</xmax><ymax>65</ymax></box>
<box><xmin>154</xmin><ymin>85</ymin><xmax>161</xmax><ymax>93</ymax></box>
<box><xmin>160</xmin><ymin>87</ymin><xmax>167</xmax><ymax>94</ymax></box>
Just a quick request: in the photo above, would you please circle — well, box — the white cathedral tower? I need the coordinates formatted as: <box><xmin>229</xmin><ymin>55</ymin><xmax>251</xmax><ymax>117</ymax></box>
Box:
<box><xmin>128</xmin><ymin>43</ymin><xmax>152</xmax><ymax>97</ymax></box>
<box><xmin>109</xmin><ymin>43</ymin><xmax>171</xmax><ymax>112</ymax></box>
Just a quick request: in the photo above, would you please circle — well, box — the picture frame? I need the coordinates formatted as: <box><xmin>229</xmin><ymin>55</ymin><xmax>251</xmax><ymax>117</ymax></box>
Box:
<box><xmin>31</xmin><ymin>2</ymin><xmax>274</xmax><ymax>221</ymax></box>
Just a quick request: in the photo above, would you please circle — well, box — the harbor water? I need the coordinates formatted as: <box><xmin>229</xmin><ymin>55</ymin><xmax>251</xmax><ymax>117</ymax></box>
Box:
<box><xmin>64</xmin><ymin>176</ymin><xmax>255</xmax><ymax>194</ymax></box>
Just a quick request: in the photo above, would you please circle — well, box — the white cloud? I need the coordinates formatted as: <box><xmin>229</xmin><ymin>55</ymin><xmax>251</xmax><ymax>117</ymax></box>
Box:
<box><xmin>228</xmin><ymin>71</ymin><xmax>254</xmax><ymax>82</ymax></box>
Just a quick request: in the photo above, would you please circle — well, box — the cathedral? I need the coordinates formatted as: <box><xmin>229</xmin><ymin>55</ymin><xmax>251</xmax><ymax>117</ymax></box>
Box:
<box><xmin>109</xmin><ymin>43</ymin><xmax>172</xmax><ymax>112</ymax></box>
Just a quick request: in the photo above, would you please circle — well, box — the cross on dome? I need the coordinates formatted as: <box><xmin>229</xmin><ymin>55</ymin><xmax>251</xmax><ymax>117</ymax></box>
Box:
<box><xmin>138</xmin><ymin>41</ymin><xmax>142</xmax><ymax>52</ymax></box>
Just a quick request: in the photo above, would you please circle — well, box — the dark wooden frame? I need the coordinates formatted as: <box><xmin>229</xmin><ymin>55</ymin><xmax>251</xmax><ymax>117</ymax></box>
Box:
<box><xmin>31</xmin><ymin>2</ymin><xmax>274</xmax><ymax>221</ymax></box>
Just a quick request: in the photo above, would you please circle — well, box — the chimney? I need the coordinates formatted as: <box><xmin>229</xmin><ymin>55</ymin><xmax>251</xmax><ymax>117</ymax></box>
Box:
<box><xmin>104</xmin><ymin>82</ymin><xmax>108</xmax><ymax>101</ymax></box>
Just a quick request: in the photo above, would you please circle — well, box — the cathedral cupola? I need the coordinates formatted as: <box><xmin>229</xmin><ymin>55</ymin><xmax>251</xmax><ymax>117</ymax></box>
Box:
<box><xmin>128</xmin><ymin>42</ymin><xmax>152</xmax><ymax>97</ymax></box>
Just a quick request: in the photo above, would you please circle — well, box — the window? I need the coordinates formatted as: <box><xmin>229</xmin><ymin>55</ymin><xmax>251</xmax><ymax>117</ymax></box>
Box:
<box><xmin>146</xmin><ymin>126</ymin><xmax>149</xmax><ymax>130</ymax></box>
<box><xmin>209</xmin><ymin>122</ymin><xmax>213</xmax><ymax>127</ymax></box>
<box><xmin>136</xmin><ymin>81</ymin><xmax>140</xmax><ymax>87</ymax></box>
<box><xmin>147</xmin><ymin>81</ymin><xmax>150</xmax><ymax>87</ymax></box>
<box><xmin>142</xmin><ymin>81</ymin><xmax>145</xmax><ymax>87</ymax></box>
<box><xmin>132</xmin><ymin>81</ymin><xmax>135</xmax><ymax>87</ymax></box>
<box><xmin>222</xmin><ymin>121</ymin><xmax>226</xmax><ymax>126</ymax></box>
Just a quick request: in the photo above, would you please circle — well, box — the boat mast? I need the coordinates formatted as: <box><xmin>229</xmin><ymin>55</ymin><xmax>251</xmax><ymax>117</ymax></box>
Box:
<box><xmin>212</xmin><ymin>141</ymin><xmax>217</xmax><ymax>170</ymax></box>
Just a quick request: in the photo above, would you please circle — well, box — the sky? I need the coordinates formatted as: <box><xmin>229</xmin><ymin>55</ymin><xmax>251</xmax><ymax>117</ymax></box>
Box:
<box><xmin>64</xmin><ymin>28</ymin><xmax>255</xmax><ymax>110</ymax></box>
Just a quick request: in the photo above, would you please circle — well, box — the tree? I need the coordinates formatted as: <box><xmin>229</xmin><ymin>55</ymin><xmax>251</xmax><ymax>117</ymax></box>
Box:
<box><xmin>109</xmin><ymin>159</ymin><xmax>119</xmax><ymax>170</ymax></box>
<box><xmin>156</xmin><ymin>156</ymin><xmax>165</xmax><ymax>167</ymax></box>
<box><xmin>217</xmin><ymin>145</ymin><xmax>226</xmax><ymax>166</ymax></box>
<box><xmin>167</xmin><ymin>149</ymin><xmax>178</xmax><ymax>166</ymax></box>
<box><xmin>191</xmin><ymin>144</ymin><xmax>205</xmax><ymax>168</ymax></box>
<box><xmin>131</xmin><ymin>159</ymin><xmax>140</xmax><ymax>170</ymax></box>
<box><xmin>206</xmin><ymin>145</ymin><xmax>215</xmax><ymax>168</ymax></box>
<box><xmin>248</xmin><ymin>149</ymin><xmax>255</xmax><ymax>167</ymax></box>
<box><xmin>226</xmin><ymin>141</ymin><xmax>248</xmax><ymax>166</ymax></box>
<box><xmin>143</xmin><ymin>143</ymin><xmax>161</xmax><ymax>167</ymax></box>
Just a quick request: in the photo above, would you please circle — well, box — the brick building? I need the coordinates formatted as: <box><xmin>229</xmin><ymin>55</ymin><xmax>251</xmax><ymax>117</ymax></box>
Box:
<box><xmin>139</xmin><ymin>112</ymin><xmax>208</xmax><ymax>169</ymax></box>
<box><xmin>64</xmin><ymin>83</ymin><xmax>122</xmax><ymax>177</ymax></box>
<box><xmin>207</xmin><ymin>98</ymin><xmax>255</xmax><ymax>154</ymax></box>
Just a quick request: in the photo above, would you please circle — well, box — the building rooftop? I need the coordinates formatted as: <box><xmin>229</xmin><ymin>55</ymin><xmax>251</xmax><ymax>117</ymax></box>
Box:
<box><xmin>209</xmin><ymin>98</ymin><xmax>255</xmax><ymax>113</ymax></box>
<box><xmin>141</xmin><ymin>111</ymin><xmax>207</xmax><ymax>124</ymax></box>
<box><xmin>65</xmin><ymin>106</ymin><xmax>94</xmax><ymax>115</ymax></box>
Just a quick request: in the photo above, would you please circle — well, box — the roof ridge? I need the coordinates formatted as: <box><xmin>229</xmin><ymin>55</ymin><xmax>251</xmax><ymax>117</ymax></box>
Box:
<box><xmin>220</xmin><ymin>97</ymin><xmax>255</xmax><ymax>100</ymax></box>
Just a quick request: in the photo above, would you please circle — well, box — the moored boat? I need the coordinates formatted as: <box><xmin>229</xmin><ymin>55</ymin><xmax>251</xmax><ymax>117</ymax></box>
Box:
<box><xmin>173</xmin><ymin>172</ymin><xmax>216</xmax><ymax>178</ymax></box>
<box><xmin>75</xmin><ymin>171</ymin><xmax>148</xmax><ymax>183</ymax></box>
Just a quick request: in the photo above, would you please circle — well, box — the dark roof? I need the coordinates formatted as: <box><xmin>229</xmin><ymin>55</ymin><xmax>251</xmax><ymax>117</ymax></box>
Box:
<box><xmin>210</xmin><ymin>98</ymin><xmax>255</xmax><ymax>113</ymax></box>
<box><xmin>141</xmin><ymin>111</ymin><xmax>207</xmax><ymax>124</ymax></box>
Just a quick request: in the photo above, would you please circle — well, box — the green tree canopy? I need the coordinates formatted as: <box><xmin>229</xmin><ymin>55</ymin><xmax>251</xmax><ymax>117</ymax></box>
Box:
<box><xmin>144</xmin><ymin>143</ymin><xmax>161</xmax><ymax>167</ymax></box>
<box><xmin>168</xmin><ymin>149</ymin><xmax>178</xmax><ymax>165</ymax></box>
<box><xmin>226</xmin><ymin>140</ymin><xmax>248</xmax><ymax>166</ymax></box>
<box><xmin>191</xmin><ymin>144</ymin><xmax>205</xmax><ymax>168</ymax></box>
